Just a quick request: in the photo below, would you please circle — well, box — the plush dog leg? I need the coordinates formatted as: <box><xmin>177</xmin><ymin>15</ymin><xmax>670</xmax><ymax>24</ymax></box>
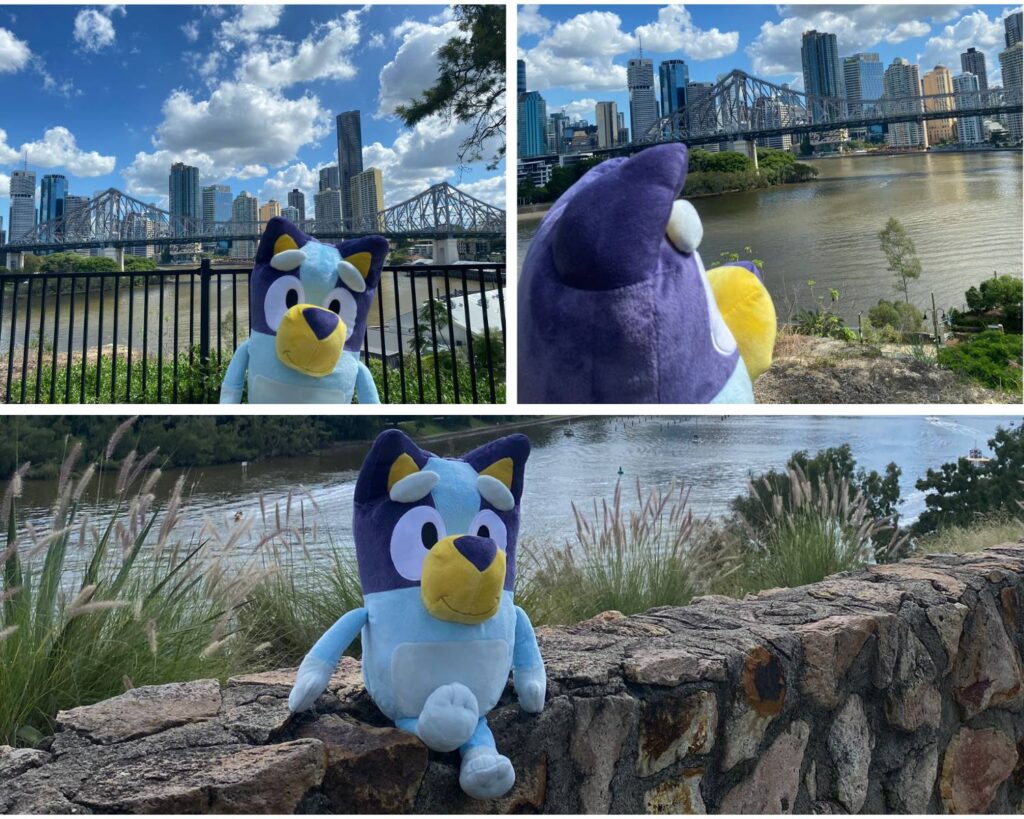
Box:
<box><xmin>459</xmin><ymin>717</ymin><xmax>515</xmax><ymax>800</ymax></box>
<box><xmin>398</xmin><ymin>683</ymin><xmax>479</xmax><ymax>752</ymax></box>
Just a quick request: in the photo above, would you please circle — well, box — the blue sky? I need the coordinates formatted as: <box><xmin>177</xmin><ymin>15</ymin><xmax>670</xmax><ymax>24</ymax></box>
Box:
<box><xmin>0</xmin><ymin>4</ymin><xmax>505</xmax><ymax>225</ymax></box>
<box><xmin>519</xmin><ymin>4</ymin><xmax>1020</xmax><ymax>131</ymax></box>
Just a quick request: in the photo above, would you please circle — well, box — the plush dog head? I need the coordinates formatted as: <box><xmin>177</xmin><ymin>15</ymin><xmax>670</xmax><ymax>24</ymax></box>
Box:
<box><xmin>517</xmin><ymin>142</ymin><xmax>774</xmax><ymax>403</ymax></box>
<box><xmin>250</xmin><ymin>217</ymin><xmax>387</xmax><ymax>376</ymax></box>
<box><xmin>353</xmin><ymin>429</ymin><xmax>529</xmax><ymax>625</ymax></box>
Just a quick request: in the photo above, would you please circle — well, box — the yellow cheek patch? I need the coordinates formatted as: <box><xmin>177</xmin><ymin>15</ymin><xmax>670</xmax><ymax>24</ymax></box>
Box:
<box><xmin>275</xmin><ymin>305</ymin><xmax>346</xmax><ymax>377</ymax></box>
<box><xmin>345</xmin><ymin>252</ymin><xmax>372</xmax><ymax>280</ymax></box>
<box><xmin>706</xmin><ymin>265</ymin><xmax>777</xmax><ymax>381</ymax></box>
<box><xmin>274</xmin><ymin>234</ymin><xmax>299</xmax><ymax>256</ymax></box>
<box><xmin>480</xmin><ymin>457</ymin><xmax>514</xmax><ymax>490</ymax></box>
<box><xmin>420</xmin><ymin>536</ymin><xmax>505</xmax><ymax>625</ymax></box>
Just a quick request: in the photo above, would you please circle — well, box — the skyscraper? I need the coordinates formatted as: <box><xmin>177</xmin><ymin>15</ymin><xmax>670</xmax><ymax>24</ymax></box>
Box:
<box><xmin>685</xmin><ymin>81</ymin><xmax>716</xmax><ymax>134</ymax></box>
<box><xmin>281</xmin><ymin>205</ymin><xmax>300</xmax><ymax>223</ymax></box>
<box><xmin>843</xmin><ymin>53</ymin><xmax>883</xmax><ymax>108</ymax></box>
<box><xmin>350</xmin><ymin>167</ymin><xmax>385</xmax><ymax>230</ymax></box>
<box><xmin>517</xmin><ymin>91</ymin><xmax>548</xmax><ymax>157</ymax></box>
<box><xmin>168</xmin><ymin>162</ymin><xmax>201</xmax><ymax>236</ymax></box>
<box><xmin>231</xmin><ymin>191</ymin><xmax>258</xmax><ymax>259</ymax></box>
<box><xmin>883</xmin><ymin>58</ymin><xmax>927</xmax><ymax>148</ymax></box>
<box><xmin>259</xmin><ymin>199</ymin><xmax>281</xmax><ymax>223</ymax></box>
<box><xmin>548</xmin><ymin>111</ymin><xmax>569</xmax><ymax>154</ymax></box>
<box><xmin>658</xmin><ymin>59</ymin><xmax>689</xmax><ymax>126</ymax></box>
<box><xmin>1006</xmin><ymin>11</ymin><xmax>1022</xmax><ymax>48</ymax></box>
<box><xmin>627</xmin><ymin>57</ymin><xmax>657</xmax><ymax>142</ymax></box>
<box><xmin>998</xmin><ymin>42</ymin><xmax>1023</xmax><ymax>139</ymax></box>
<box><xmin>39</xmin><ymin>174</ymin><xmax>67</xmax><ymax>239</ymax></box>
<box><xmin>202</xmin><ymin>184</ymin><xmax>232</xmax><ymax>253</ymax></box>
<box><xmin>287</xmin><ymin>189</ymin><xmax>306</xmax><ymax>224</ymax></box>
<box><xmin>336</xmin><ymin>110</ymin><xmax>364</xmax><ymax>219</ymax></box>
<box><xmin>801</xmin><ymin>30</ymin><xmax>844</xmax><ymax>122</ymax></box>
<box><xmin>319</xmin><ymin>165</ymin><xmax>340</xmax><ymax>192</ymax></box>
<box><xmin>960</xmin><ymin>48</ymin><xmax>989</xmax><ymax>91</ymax></box>
<box><xmin>63</xmin><ymin>194</ymin><xmax>91</xmax><ymax>242</ymax></box>
<box><xmin>921</xmin><ymin>65</ymin><xmax>956</xmax><ymax>145</ymax></box>
<box><xmin>315</xmin><ymin>188</ymin><xmax>344</xmax><ymax>227</ymax></box>
<box><xmin>952</xmin><ymin>73</ymin><xmax>985</xmax><ymax>144</ymax></box>
<box><xmin>8</xmin><ymin>169</ymin><xmax>36</xmax><ymax>242</ymax></box>
<box><xmin>517</xmin><ymin>59</ymin><xmax>526</xmax><ymax>95</ymax></box>
<box><xmin>616</xmin><ymin>111</ymin><xmax>628</xmax><ymax>145</ymax></box>
<box><xmin>595</xmin><ymin>101</ymin><xmax>618</xmax><ymax>148</ymax></box>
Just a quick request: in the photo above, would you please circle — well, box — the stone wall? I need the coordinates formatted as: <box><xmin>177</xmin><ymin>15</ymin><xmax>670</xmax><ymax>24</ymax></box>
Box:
<box><xmin>4</xmin><ymin>544</ymin><xmax>1024</xmax><ymax>814</ymax></box>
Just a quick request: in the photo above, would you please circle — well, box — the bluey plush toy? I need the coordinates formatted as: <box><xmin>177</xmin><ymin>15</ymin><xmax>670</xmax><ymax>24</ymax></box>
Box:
<box><xmin>220</xmin><ymin>217</ymin><xmax>387</xmax><ymax>403</ymax></box>
<box><xmin>288</xmin><ymin>429</ymin><xmax>544</xmax><ymax>801</ymax></box>
<box><xmin>518</xmin><ymin>143</ymin><xmax>776</xmax><ymax>403</ymax></box>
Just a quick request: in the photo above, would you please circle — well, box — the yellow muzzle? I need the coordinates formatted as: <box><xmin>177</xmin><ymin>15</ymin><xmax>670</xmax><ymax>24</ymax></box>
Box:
<box><xmin>421</xmin><ymin>535</ymin><xmax>505</xmax><ymax>625</ymax></box>
<box><xmin>275</xmin><ymin>304</ymin><xmax>346</xmax><ymax>377</ymax></box>
<box><xmin>706</xmin><ymin>264</ymin><xmax>777</xmax><ymax>380</ymax></box>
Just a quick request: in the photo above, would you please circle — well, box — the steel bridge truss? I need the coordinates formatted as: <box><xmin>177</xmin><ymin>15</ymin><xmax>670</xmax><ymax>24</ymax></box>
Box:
<box><xmin>5</xmin><ymin>181</ymin><xmax>505</xmax><ymax>253</ymax></box>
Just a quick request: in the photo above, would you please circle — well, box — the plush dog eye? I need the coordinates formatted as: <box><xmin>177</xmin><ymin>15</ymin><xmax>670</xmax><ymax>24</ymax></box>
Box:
<box><xmin>391</xmin><ymin>505</ymin><xmax>447</xmax><ymax>581</ymax></box>
<box><xmin>265</xmin><ymin>275</ymin><xmax>305</xmax><ymax>331</ymax></box>
<box><xmin>323</xmin><ymin>287</ymin><xmax>357</xmax><ymax>339</ymax></box>
<box><xmin>468</xmin><ymin>509</ymin><xmax>507</xmax><ymax>551</ymax></box>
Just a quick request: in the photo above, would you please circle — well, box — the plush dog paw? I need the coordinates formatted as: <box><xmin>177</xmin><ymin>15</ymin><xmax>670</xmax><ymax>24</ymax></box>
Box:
<box><xmin>513</xmin><ymin>665</ymin><xmax>547</xmax><ymax>713</ymax></box>
<box><xmin>288</xmin><ymin>654</ymin><xmax>335</xmax><ymax>713</ymax></box>
<box><xmin>460</xmin><ymin>747</ymin><xmax>515</xmax><ymax>800</ymax></box>
<box><xmin>416</xmin><ymin>683</ymin><xmax>479</xmax><ymax>752</ymax></box>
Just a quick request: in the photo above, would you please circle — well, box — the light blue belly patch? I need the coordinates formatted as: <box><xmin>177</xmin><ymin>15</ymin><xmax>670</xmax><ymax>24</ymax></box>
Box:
<box><xmin>246</xmin><ymin>332</ymin><xmax>359</xmax><ymax>404</ymax></box>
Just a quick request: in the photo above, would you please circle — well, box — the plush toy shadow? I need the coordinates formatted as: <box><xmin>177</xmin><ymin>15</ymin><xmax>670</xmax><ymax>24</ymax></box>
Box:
<box><xmin>517</xmin><ymin>143</ymin><xmax>776</xmax><ymax>403</ymax></box>
<box><xmin>288</xmin><ymin>429</ymin><xmax>544</xmax><ymax>801</ymax></box>
<box><xmin>220</xmin><ymin>217</ymin><xmax>387</xmax><ymax>404</ymax></box>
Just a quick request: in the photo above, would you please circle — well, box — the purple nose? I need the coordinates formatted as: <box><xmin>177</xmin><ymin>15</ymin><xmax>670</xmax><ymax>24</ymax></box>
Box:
<box><xmin>453</xmin><ymin>535</ymin><xmax>497</xmax><ymax>572</ymax></box>
<box><xmin>303</xmin><ymin>307</ymin><xmax>340</xmax><ymax>340</ymax></box>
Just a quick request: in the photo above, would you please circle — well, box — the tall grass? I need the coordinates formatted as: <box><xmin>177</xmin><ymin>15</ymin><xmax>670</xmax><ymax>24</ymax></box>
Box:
<box><xmin>914</xmin><ymin>515</ymin><xmax>1024</xmax><ymax>555</ymax></box>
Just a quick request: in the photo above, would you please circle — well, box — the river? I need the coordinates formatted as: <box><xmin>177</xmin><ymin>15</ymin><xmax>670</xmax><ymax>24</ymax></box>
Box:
<box><xmin>12</xmin><ymin>414</ymin><xmax>1019</xmax><ymax>574</ymax></box>
<box><xmin>518</xmin><ymin>151</ymin><xmax>1023</xmax><ymax>320</ymax></box>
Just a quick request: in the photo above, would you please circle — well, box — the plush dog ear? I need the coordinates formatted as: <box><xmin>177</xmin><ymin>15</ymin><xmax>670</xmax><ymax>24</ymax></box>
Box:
<box><xmin>337</xmin><ymin>235</ymin><xmax>389</xmax><ymax>294</ymax></box>
<box><xmin>463</xmin><ymin>434</ymin><xmax>530</xmax><ymax>506</ymax></box>
<box><xmin>354</xmin><ymin>428</ymin><xmax>433</xmax><ymax>504</ymax></box>
<box><xmin>255</xmin><ymin>216</ymin><xmax>309</xmax><ymax>267</ymax></box>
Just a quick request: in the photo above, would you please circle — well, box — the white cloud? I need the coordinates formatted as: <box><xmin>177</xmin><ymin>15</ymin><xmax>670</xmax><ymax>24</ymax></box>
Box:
<box><xmin>217</xmin><ymin>5</ymin><xmax>283</xmax><ymax>50</ymax></box>
<box><xmin>519</xmin><ymin>10</ymin><xmax>634</xmax><ymax>91</ymax></box>
<box><xmin>258</xmin><ymin>161</ymin><xmax>319</xmax><ymax>205</ymax></box>
<box><xmin>517</xmin><ymin>5</ymin><xmax>551</xmax><ymax>38</ymax></box>
<box><xmin>0</xmin><ymin>126</ymin><xmax>115</xmax><ymax>176</ymax></box>
<box><xmin>557</xmin><ymin>98</ymin><xmax>598</xmax><ymax>121</ymax></box>
<box><xmin>456</xmin><ymin>175</ymin><xmax>505</xmax><ymax>208</ymax></box>
<box><xmin>368</xmin><ymin>31</ymin><xmax>385</xmax><ymax>49</ymax></box>
<box><xmin>181</xmin><ymin>20</ymin><xmax>200</xmax><ymax>43</ymax></box>
<box><xmin>0</xmin><ymin>172</ymin><xmax>9</xmax><ymax>198</ymax></box>
<box><xmin>377</xmin><ymin>17</ymin><xmax>461</xmax><ymax>116</ymax></box>
<box><xmin>885</xmin><ymin>20</ymin><xmax>932</xmax><ymax>44</ymax></box>
<box><xmin>0</xmin><ymin>27</ymin><xmax>30</xmax><ymax>73</ymax></box>
<box><xmin>917</xmin><ymin>9</ymin><xmax>1015</xmax><ymax>88</ymax></box>
<box><xmin>74</xmin><ymin>9</ymin><xmax>116</xmax><ymax>52</ymax></box>
<box><xmin>634</xmin><ymin>6</ymin><xmax>738</xmax><ymax>60</ymax></box>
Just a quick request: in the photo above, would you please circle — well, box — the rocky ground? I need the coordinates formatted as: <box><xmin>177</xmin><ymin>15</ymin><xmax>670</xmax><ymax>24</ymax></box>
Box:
<box><xmin>754</xmin><ymin>334</ymin><xmax>1015</xmax><ymax>404</ymax></box>
<box><xmin>3</xmin><ymin>543</ymin><xmax>1024</xmax><ymax>814</ymax></box>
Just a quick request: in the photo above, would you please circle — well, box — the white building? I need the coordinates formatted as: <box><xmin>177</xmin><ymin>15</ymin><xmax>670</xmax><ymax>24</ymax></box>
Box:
<box><xmin>953</xmin><ymin>72</ymin><xmax>985</xmax><ymax>144</ymax></box>
<box><xmin>232</xmin><ymin>191</ymin><xmax>258</xmax><ymax>259</ymax></box>
<box><xmin>883</xmin><ymin>58</ymin><xmax>927</xmax><ymax>148</ymax></box>
<box><xmin>315</xmin><ymin>188</ymin><xmax>344</xmax><ymax>228</ymax></box>
<box><xmin>627</xmin><ymin>58</ymin><xmax>658</xmax><ymax>142</ymax></box>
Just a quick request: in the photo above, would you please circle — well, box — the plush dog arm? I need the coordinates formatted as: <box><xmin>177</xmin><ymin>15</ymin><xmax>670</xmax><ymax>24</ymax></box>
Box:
<box><xmin>512</xmin><ymin>606</ymin><xmax>546</xmax><ymax>713</ymax></box>
<box><xmin>355</xmin><ymin>361</ymin><xmax>381</xmax><ymax>404</ymax></box>
<box><xmin>219</xmin><ymin>341</ymin><xmax>250</xmax><ymax>404</ymax></box>
<box><xmin>288</xmin><ymin>607</ymin><xmax>368</xmax><ymax>712</ymax></box>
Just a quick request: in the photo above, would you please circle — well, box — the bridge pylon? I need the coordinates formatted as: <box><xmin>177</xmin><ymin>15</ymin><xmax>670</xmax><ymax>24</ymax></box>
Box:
<box><xmin>434</xmin><ymin>237</ymin><xmax>460</xmax><ymax>264</ymax></box>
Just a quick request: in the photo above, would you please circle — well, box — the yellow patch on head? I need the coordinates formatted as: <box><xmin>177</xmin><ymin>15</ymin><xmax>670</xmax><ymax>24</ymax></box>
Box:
<box><xmin>387</xmin><ymin>453</ymin><xmax>420</xmax><ymax>493</ymax></box>
<box><xmin>480</xmin><ymin>457</ymin><xmax>514</xmax><ymax>490</ymax></box>
<box><xmin>274</xmin><ymin>234</ymin><xmax>299</xmax><ymax>256</ymax></box>
<box><xmin>706</xmin><ymin>265</ymin><xmax>777</xmax><ymax>380</ymax></box>
<box><xmin>345</xmin><ymin>252</ymin><xmax>372</xmax><ymax>280</ymax></box>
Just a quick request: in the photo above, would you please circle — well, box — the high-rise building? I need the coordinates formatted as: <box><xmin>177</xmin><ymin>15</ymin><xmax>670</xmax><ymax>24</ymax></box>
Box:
<box><xmin>259</xmin><ymin>199</ymin><xmax>281</xmax><ymax>223</ymax></box>
<box><xmin>595</xmin><ymin>101</ymin><xmax>618</xmax><ymax>148</ymax></box>
<box><xmin>960</xmin><ymin>48</ymin><xmax>989</xmax><ymax>91</ymax></box>
<box><xmin>319</xmin><ymin>165</ymin><xmax>340</xmax><ymax>192</ymax></box>
<box><xmin>953</xmin><ymin>73</ymin><xmax>985</xmax><ymax>144</ymax></box>
<box><xmin>843</xmin><ymin>53</ymin><xmax>883</xmax><ymax>115</ymax></box>
<box><xmin>314</xmin><ymin>187</ymin><xmax>344</xmax><ymax>226</ymax></box>
<box><xmin>281</xmin><ymin>205</ymin><xmax>300</xmax><ymax>223</ymax></box>
<box><xmin>1006</xmin><ymin>11</ymin><xmax>1023</xmax><ymax>48</ymax></box>
<box><xmin>518</xmin><ymin>91</ymin><xmax>548</xmax><ymax>157</ymax></box>
<box><xmin>998</xmin><ymin>42</ymin><xmax>1023</xmax><ymax>139</ymax></box>
<box><xmin>232</xmin><ymin>191</ymin><xmax>259</xmax><ymax>258</ymax></box>
<box><xmin>685</xmin><ymin>81</ymin><xmax>716</xmax><ymax>134</ymax></box>
<box><xmin>627</xmin><ymin>57</ymin><xmax>658</xmax><ymax>141</ymax></box>
<box><xmin>202</xmin><ymin>184</ymin><xmax>232</xmax><ymax>253</ymax></box>
<box><xmin>616</xmin><ymin>111</ymin><xmax>628</xmax><ymax>145</ymax></box>
<box><xmin>517</xmin><ymin>59</ymin><xmax>526</xmax><ymax>95</ymax></box>
<box><xmin>63</xmin><ymin>194</ymin><xmax>91</xmax><ymax>242</ymax></box>
<box><xmin>336</xmin><ymin>110</ymin><xmax>364</xmax><ymax>218</ymax></box>
<box><xmin>658</xmin><ymin>59</ymin><xmax>689</xmax><ymax>125</ymax></box>
<box><xmin>883</xmin><ymin>58</ymin><xmax>927</xmax><ymax>148</ymax></box>
<box><xmin>547</xmin><ymin>112</ymin><xmax>569</xmax><ymax>154</ymax></box>
<box><xmin>39</xmin><ymin>174</ymin><xmax>67</xmax><ymax>240</ymax></box>
<box><xmin>287</xmin><ymin>189</ymin><xmax>306</xmax><ymax>224</ymax></box>
<box><xmin>801</xmin><ymin>30</ymin><xmax>845</xmax><ymax>122</ymax></box>
<box><xmin>350</xmin><ymin>167</ymin><xmax>385</xmax><ymax>229</ymax></box>
<box><xmin>921</xmin><ymin>65</ymin><xmax>957</xmax><ymax>145</ymax></box>
<box><xmin>8</xmin><ymin>169</ymin><xmax>36</xmax><ymax>242</ymax></box>
<box><xmin>168</xmin><ymin>162</ymin><xmax>201</xmax><ymax>236</ymax></box>
<box><xmin>753</xmin><ymin>96</ymin><xmax>793</xmax><ymax>150</ymax></box>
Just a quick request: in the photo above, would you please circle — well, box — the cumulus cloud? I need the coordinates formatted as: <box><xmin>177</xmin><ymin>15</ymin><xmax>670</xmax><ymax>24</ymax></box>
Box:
<box><xmin>368</xmin><ymin>31</ymin><xmax>385</xmax><ymax>48</ymax></box>
<box><xmin>181</xmin><ymin>20</ymin><xmax>200</xmax><ymax>43</ymax></box>
<box><xmin>0</xmin><ymin>27</ymin><xmax>30</xmax><ymax>72</ymax></box>
<box><xmin>517</xmin><ymin>5</ymin><xmax>551</xmax><ymax>38</ymax></box>
<box><xmin>0</xmin><ymin>126</ymin><xmax>115</xmax><ymax>175</ymax></box>
<box><xmin>217</xmin><ymin>5</ymin><xmax>283</xmax><ymax>50</ymax></box>
<box><xmin>917</xmin><ymin>9</ymin><xmax>1015</xmax><ymax>87</ymax></box>
<box><xmin>456</xmin><ymin>175</ymin><xmax>505</xmax><ymax>208</ymax></box>
<box><xmin>74</xmin><ymin>9</ymin><xmax>117</xmax><ymax>52</ymax></box>
<box><xmin>634</xmin><ymin>6</ymin><xmax>738</xmax><ymax>60</ymax></box>
<box><xmin>257</xmin><ymin>161</ymin><xmax>320</xmax><ymax>205</ymax></box>
<box><xmin>377</xmin><ymin>16</ymin><xmax>461</xmax><ymax>116</ymax></box>
<box><xmin>0</xmin><ymin>172</ymin><xmax>8</xmax><ymax>198</ymax></box>
<box><xmin>519</xmin><ymin>10</ymin><xmax>634</xmax><ymax>92</ymax></box>
<box><xmin>557</xmin><ymin>98</ymin><xmax>599</xmax><ymax>121</ymax></box>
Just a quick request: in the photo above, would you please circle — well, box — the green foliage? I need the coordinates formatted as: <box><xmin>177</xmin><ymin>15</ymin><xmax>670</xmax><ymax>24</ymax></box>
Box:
<box><xmin>965</xmin><ymin>275</ymin><xmax>1023</xmax><ymax>333</ymax></box>
<box><xmin>878</xmin><ymin>217</ymin><xmax>923</xmax><ymax>304</ymax></box>
<box><xmin>20</xmin><ymin>254</ymin><xmax>42</xmax><ymax>274</ymax></box>
<box><xmin>366</xmin><ymin>340</ymin><xmax>506</xmax><ymax>404</ymax></box>
<box><xmin>39</xmin><ymin>253</ymin><xmax>118</xmax><ymax>274</ymax></box>
<box><xmin>792</xmin><ymin>280</ymin><xmax>855</xmax><ymax>340</ymax></box>
<box><xmin>687</xmin><ymin>148</ymin><xmax>754</xmax><ymax>174</ymax></box>
<box><xmin>123</xmin><ymin>257</ymin><xmax>158</xmax><ymax>273</ymax></box>
<box><xmin>914</xmin><ymin>515</ymin><xmax>1024</xmax><ymax>555</ymax></box>
<box><xmin>915</xmin><ymin>424</ymin><xmax>1024</xmax><ymax>534</ymax></box>
<box><xmin>936</xmin><ymin>331</ymin><xmax>1023</xmax><ymax>393</ymax></box>
<box><xmin>395</xmin><ymin>5</ymin><xmax>505</xmax><ymax>168</ymax></box>
<box><xmin>867</xmin><ymin>299</ymin><xmax>925</xmax><ymax>338</ymax></box>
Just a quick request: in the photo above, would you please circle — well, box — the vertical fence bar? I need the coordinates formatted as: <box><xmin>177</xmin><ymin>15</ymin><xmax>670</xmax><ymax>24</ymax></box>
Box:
<box><xmin>231</xmin><ymin>269</ymin><xmax>238</xmax><ymax>352</ymax></box>
<box><xmin>64</xmin><ymin>278</ymin><xmax>76</xmax><ymax>404</ymax></box>
<box><xmin>426</xmin><ymin>269</ymin><xmax>442</xmax><ymax>401</ymax></box>
<box><xmin>157</xmin><ymin>273</ymin><xmax>165</xmax><ymax>402</ymax></box>
<box><xmin>408</xmin><ymin>271</ymin><xmax>424</xmax><ymax>402</ymax></box>
<box><xmin>376</xmin><ymin>283</ymin><xmax>389</xmax><ymax>403</ymax></box>
<box><xmin>0</xmin><ymin>281</ymin><xmax>5</xmax><ymax>402</ymax></box>
<box><xmin>216</xmin><ymin>271</ymin><xmax>223</xmax><ymax>367</ymax></box>
<box><xmin>79</xmin><ymin>277</ymin><xmax>91</xmax><ymax>403</ymax></box>
<box><xmin>19</xmin><ymin>278</ymin><xmax>33</xmax><ymax>403</ymax></box>
<box><xmin>392</xmin><ymin>269</ymin><xmax>407</xmax><ymax>402</ymax></box>
<box><xmin>50</xmin><ymin>278</ymin><xmax>61</xmax><ymax>404</ymax></box>
<box><xmin>34</xmin><ymin>278</ymin><xmax>46</xmax><ymax>403</ymax></box>
<box><xmin>110</xmin><ymin>276</ymin><xmax>120</xmax><ymax>403</ymax></box>
<box><xmin>441</xmin><ymin>271</ymin><xmax>460</xmax><ymax>404</ymax></box>
<box><xmin>199</xmin><ymin>259</ymin><xmax>212</xmax><ymax>402</ymax></box>
<box><xmin>96</xmin><ymin>276</ymin><xmax>105</xmax><ymax>402</ymax></box>
<box><xmin>460</xmin><ymin>268</ymin><xmax>478</xmax><ymax>403</ymax></box>
<box><xmin>188</xmin><ymin>271</ymin><xmax>196</xmax><ymax>403</ymax></box>
<box><xmin>477</xmin><ymin>274</ymin><xmax>496</xmax><ymax>403</ymax></box>
<box><xmin>4</xmin><ymin>280</ymin><xmax>18</xmax><ymax>403</ymax></box>
<box><xmin>172</xmin><ymin>273</ymin><xmax>180</xmax><ymax>403</ymax></box>
<box><xmin>141</xmin><ymin>274</ymin><xmax>149</xmax><ymax>400</ymax></box>
<box><xmin>125</xmin><ymin>277</ymin><xmax>133</xmax><ymax>402</ymax></box>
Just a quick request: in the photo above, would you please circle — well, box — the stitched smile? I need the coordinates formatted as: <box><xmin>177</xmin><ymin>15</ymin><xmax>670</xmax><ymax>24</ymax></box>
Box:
<box><xmin>439</xmin><ymin>596</ymin><xmax>497</xmax><ymax>618</ymax></box>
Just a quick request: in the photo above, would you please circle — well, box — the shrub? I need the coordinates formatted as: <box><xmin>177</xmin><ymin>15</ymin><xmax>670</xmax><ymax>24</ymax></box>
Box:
<box><xmin>867</xmin><ymin>300</ymin><xmax>924</xmax><ymax>337</ymax></box>
<box><xmin>965</xmin><ymin>276</ymin><xmax>1023</xmax><ymax>333</ymax></box>
<box><xmin>936</xmin><ymin>331</ymin><xmax>1023</xmax><ymax>393</ymax></box>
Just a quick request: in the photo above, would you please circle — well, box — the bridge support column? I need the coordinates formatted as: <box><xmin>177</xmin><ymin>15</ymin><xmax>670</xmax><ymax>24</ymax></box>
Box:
<box><xmin>737</xmin><ymin>139</ymin><xmax>759</xmax><ymax>169</ymax></box>
<box><xmin>6</xmin><ymin>251</ymin><xmax>21</xmax><ymax>271</ymax></box>
<box><xmin>433</xmin><ymin>238</ymin><xmax>460</xmax><ymax>265</ymax></box>
<box><xmin>115</xmin><ymin>247</ymin><xmax>125</xmax><ymax>272</ymax></box>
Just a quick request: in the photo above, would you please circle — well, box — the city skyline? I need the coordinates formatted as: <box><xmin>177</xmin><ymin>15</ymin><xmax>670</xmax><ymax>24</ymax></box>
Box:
<box><xmin>0</xmin><ymin>4</ymin><xmax>505</xmax><ymax>228</ymax></box>
<box><xmin>519</xmin><ymin>4</ymin><xmax>1018</xmax><ymax>132</ymax></box>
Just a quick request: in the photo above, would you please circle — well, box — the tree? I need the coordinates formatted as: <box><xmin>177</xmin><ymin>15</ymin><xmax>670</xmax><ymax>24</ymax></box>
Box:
<box><xmin>21</xmin><ymin>254</ymin><xmax>41</xmax><ymax>274</ymax></box>
<box><xmin>413</xmin><ymin>298</ymin><xmax>454</xmax><ymax>356</ymax></box>
<box><xmin>878</xmin><ymin>217</ymin><xmax>922</xmax><ymax>304</ymax></box>
<box><xmin>395</xmin><ymin>5</ymin><xmax>504</xmax><ymax>169</ymax></box>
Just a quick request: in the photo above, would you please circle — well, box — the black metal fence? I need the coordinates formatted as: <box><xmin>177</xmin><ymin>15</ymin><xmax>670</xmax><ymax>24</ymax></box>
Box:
<box><xmin>0</xmin><ymin>260</ymin><xmax>506</xmax><ymax>404</ymax></box>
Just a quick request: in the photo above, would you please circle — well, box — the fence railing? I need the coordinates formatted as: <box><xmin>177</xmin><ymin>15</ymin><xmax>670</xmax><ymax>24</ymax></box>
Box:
<box><xmin>0</xmin><ymin>260</ymin><xmax>506</xmax><ymax>404</ymax></box>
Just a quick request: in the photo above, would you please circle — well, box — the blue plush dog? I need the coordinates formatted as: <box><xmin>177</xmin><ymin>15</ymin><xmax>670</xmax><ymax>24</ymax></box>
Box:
<box><xmin>220</xmin><ymin>217</ymin><xmax>387</xmax><ymax>404</ymax></box>
<box><xmin>288</xmin><ymin>429</ymin><xmax>545</xmax><ymax>801</ymax></box>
